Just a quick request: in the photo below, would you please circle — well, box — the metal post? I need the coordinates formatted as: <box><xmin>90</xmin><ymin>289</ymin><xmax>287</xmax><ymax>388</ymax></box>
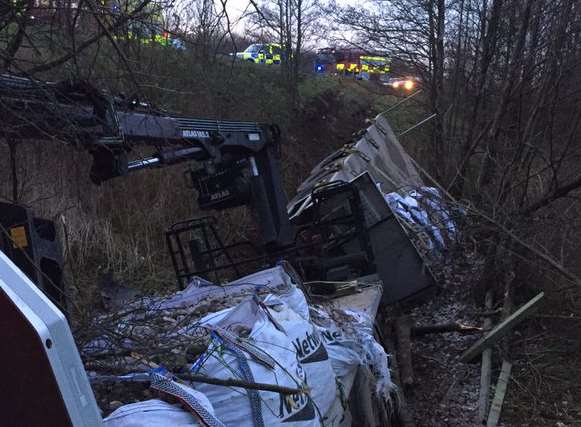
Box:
<box><xmin>398</xmin><ymin>113</ymin><xmax>438</xmax><ymax>138</ymax></box>
<box><xmin>378</xmin><ymin>89</ymin><xmax>424</xmax><ymax>118</ymax></box>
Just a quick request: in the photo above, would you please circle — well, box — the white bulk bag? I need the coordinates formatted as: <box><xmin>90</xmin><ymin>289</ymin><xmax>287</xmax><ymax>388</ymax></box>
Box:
<box><xmin>103</xmin><ymin>397</ymin><xmax>215</xmax><ymax>427</ymax></box>
<box><xmin>193</xmin><ymin>298</ymin><xmax>321</xmax><ymax>427</ymax></box>
<box><xmin>264</xmin><ymin>295</ymin><xmax>338</xmax><ymax>419</ymax></box>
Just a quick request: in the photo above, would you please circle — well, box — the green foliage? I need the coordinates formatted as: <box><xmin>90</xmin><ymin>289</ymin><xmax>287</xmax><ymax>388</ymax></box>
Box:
<box><xmin>298</xmin><ymin>75</ymin><xmax>340</xmax><ymax>100</ymax></box>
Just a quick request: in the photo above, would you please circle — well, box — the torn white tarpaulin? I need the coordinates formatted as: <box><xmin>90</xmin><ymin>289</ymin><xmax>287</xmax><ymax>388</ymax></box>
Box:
<box><xmin>309</xmin><ymin>307</ymin><xmax>361</xmax><ymax>382</ymax></box>
<box><xmin>310</xmin><ymin>306</ymin><xmax>392</xmax><ymax>400</ymax></box>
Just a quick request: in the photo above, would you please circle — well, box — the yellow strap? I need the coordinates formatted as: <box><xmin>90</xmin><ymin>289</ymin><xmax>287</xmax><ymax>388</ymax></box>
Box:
<box><xmin>10</xmin><ymin>226</ymin><xmax>28</xmax><ymax>249</ymax></box>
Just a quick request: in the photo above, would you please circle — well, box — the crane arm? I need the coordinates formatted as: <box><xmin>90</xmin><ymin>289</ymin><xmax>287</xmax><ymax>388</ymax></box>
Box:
<box><xmin>0</xmin><ymin>73</ymin><xmax>293</xmax><ymax>247</ymax></box>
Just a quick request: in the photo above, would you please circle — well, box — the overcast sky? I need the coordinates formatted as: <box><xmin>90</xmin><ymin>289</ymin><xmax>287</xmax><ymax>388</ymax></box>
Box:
<box><xmin>171</xmin><ymin>0</ymin><xmax>355</xmax><ymax>49</ymax></box>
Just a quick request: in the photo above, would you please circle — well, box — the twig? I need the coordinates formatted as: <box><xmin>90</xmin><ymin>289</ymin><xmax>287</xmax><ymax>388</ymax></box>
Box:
<box><xmin>90</xmin><ymin>373</ymin><xmax>304</xmax><ymax>395</ymax></box>
<box><xmin>180</xmin><ymin>373</ymin><xmax>305</xmax><ymax>395</ymax></box>
<box><xmin>408</xmin><ymin>157</ymin><xmax>581</xmax><ymax>288</ymax></box>
<box><xmin>411</xmin><ymin>322</ymin><xmax>482</xmax><ymax>336</ymax></box>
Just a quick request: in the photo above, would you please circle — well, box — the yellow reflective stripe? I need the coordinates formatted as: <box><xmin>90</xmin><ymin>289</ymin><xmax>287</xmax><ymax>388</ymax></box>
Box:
<box><xmin>112</xmin><ymin>32</ymin><xmax>170</xmax><ymax>46</ymax></box>
<box><xmin>360</xmin><ymin>56</ymin><xmax>389</xmax><ymax>62</ymax></box>
<box><xmin>243</xmin><ymin>53</ymin><xmax>259</xmax><ymax>63</ymax></box>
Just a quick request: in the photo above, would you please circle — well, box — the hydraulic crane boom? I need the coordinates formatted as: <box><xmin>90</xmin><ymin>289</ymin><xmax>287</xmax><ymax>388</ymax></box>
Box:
<box><xmin>0</xmin><ymin>73</ymin><xmax>293</xmax><ymax>247</ymax></box>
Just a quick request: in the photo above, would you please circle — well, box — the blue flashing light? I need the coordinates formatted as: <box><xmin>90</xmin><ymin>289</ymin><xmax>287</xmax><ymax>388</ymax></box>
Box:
<box><xmin>316</xmin><ymin>64</ymin><xmax>324</xmax><ymax>73</ymax></box>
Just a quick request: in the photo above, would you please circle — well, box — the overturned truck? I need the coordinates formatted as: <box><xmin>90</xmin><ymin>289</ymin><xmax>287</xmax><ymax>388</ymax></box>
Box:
<box><xmin>0</xmin><ymin>74</ymin><xmax>458</xmax><ymax>427</ymax></box>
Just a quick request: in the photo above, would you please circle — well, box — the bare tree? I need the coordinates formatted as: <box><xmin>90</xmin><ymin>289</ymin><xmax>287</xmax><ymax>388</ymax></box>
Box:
<box><xmin>329</xmin><ymin>0</ymin><xmax>581</xmax><ymax>293</ymax></box>
<box><xmin>246</xmin><ymin>0</ymin><xmax>320</xmax><ymax>106</ymax></box>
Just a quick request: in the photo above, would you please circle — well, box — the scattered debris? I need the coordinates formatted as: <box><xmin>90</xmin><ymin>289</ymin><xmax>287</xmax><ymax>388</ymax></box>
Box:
<box><xmin>407</xmin><ymin>254</ymin><xmax>484</xmax><ymax>426</ymax></box>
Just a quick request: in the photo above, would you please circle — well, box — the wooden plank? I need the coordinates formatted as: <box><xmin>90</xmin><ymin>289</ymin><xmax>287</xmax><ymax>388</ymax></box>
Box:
<box><xmin>384</xmin><ymin>332</ymin><xmax>416</xmax><ymax>427</ymax></box>
<box><xmin>396</xmin><ymin>316</ymin><xmax>414</xmax><ymax>387</ymax></box>
<box><xmin>486</xmin><ymin>359</ymin><xmax>512</xmax><ymax>427</ymax></box>
<box><xmin>478</xmin><ymin>290</ymin><xmax>494</xmax><ymax>422</ymax></box>
<box><xmin>461</xmin><ymin>292</ymin><xmax>544</xmax><ymax>363</ymax></box>
<box><xmin>328</xmin><ymin>283</ymin><xmax>383</xmax><ymax>319</ymax></box>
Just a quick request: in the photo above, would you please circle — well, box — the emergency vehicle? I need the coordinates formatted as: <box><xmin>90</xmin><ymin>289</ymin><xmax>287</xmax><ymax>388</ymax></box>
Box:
<box><xmin>236</xmin><ymin>43</ymin><xmax>284</xmax><ymax>64</ymax></box>
<box><xmin>384</xmin><ymin>76</ymin><xmax>419</xmax><ymax>91</ymax></box>
<box><xmin>314</xmin><ymin>47</ymin><xmax>391</xmax><ymax>76</ymax></box>
<box><xmin>113</xmin><ymin>23</ymin><xmax>184</xmax><ymax>48</ymax></box>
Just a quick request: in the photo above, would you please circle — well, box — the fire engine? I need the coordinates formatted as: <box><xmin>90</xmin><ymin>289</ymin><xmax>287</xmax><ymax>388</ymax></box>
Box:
<box><xmin>314</xmin><ymin>47</ymin><xmax>390</xmax><ymax>77</ymax></box>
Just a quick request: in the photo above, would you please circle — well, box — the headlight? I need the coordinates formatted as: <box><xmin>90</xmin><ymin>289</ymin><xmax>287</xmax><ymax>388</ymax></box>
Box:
<box><xmin>404</xmin><ymin>80</ymin><xmax>414</xmax><ymax>90</ymax></box>
<box><xmin>392</xmin><ymin>81</ymin><xmax>401</xmax><ymax>88</ymax></box>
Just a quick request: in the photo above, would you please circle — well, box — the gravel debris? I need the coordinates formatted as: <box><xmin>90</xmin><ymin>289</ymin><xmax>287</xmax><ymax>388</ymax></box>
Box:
<box><xmin>407</xmin><ymin>255</ymin><xmax>485</xmax><ymax>426</ymax></box>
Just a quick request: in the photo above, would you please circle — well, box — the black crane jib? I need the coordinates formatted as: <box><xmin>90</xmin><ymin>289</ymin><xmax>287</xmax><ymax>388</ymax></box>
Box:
<box><xmin>0</xmin><ymin>73</ymin><xmax>293</xmax><ymax>248</ymax></box>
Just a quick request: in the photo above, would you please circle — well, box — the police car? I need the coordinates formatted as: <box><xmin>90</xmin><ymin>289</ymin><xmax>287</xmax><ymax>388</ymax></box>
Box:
<box><xmin>235</xmin><ymin>43</ymin><xmax>284</xmax><ymax>64</ymax></box>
